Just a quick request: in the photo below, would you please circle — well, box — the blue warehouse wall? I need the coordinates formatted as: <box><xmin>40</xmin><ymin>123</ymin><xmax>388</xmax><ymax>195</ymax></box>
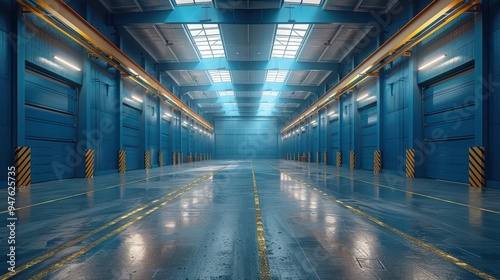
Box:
<box><xmin>215</xmin><ymin>118</ymin><xmax>280</xmax><ymax>159</ymax></box>
<box><xmin>488</xmin><ymin>0</ymin><xmax>500</xmax><ymax>187</ymax></box>
<box><xmin>0</xmin><ymin>0</ymin><xmax>12</xmax><ymax>182</ymax></box>
<box><xmin>0</xmin><ymin>1</ymin><xmax>213</xmax><ymax>185</ymax></box>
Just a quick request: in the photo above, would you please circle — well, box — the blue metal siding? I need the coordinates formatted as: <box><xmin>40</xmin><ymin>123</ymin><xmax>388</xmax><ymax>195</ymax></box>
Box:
<box><xmin>488</xmin><ymin>0</ymin><xmax>500</xmax><ymax>186</ymax></box>
<box><xmin>90</xmin><ymin>62</ymin><xmax>119</xmax><ymax>173</ymax></box>
<box><xmin>161</xmin><ymin>119</ymin><xmax>171</xmax><ymax>165</ymax></box>
<box><xmin>25</xmin><ymin>71</ymin><xmax>77</xmax><ymax>182</ymax></box>
<box><xmin>214</xmin><ymin>118</ymin><xmax>278</xmax><ymax>159</ymax></box>
<box><xmin>360</xmin><ymin>105</ymin><xmax>377</xmax><ymax>170</ymax></box>
<box><xmin>0</xmin><ymin>2</ymin><xmax>12</xmax><ymax>182</ymax></box>
<box><xmin>340</xmin><ymin>95</ymin><xmax>352</xmax><ymax>163</ymax></box>
<box><xmin>147</xmin><ymin>96</ymin><xmax>159</xmax><ymax>167</ymax></box>
<box><xmin>381</xmin><ymin>57</ymin><xmax>409</xmax><ymax>172</ymax></box>
<box><xmin>329</xmin><ymin>118</ymin><xmax>339</xmax><ymax>164</ymax></box>
<box><xmin>423</xmin><ymin>70</ymin><xmax>475</xmax><ymax>182</ymax></box>
<box><xmin>122</xmin><ymin>104</ymin><xmax>141</xmax><ymax>170</ymax></box>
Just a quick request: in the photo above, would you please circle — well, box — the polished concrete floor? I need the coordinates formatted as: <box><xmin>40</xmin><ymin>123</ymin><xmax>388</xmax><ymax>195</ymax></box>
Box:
<box><xmin>1</xmin><ymin>160</ymin><xmax>500</xmax><ymax>279</ymax></box>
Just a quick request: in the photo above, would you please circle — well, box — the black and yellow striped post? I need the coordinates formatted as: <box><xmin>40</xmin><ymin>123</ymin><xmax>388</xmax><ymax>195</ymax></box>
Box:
<box><xmin>159</xmin><ymin>152</ymin><xmax>163</xmax><ymax>167</ymax></box>
<box><xmin>118</xmin><ymin>150</ymin><xmax>126</xmax><ymax>173</ymax></box>
<box><xmin>374</xmin><ymin>150</ymin><xmax>381</xmax><ymax>174</ymax></box>
<box><xmin>469</xmin><ymin>147</ymin><xmax>485</xmax><ymax>188</ymax></box>
<box><xmin>336</xmin><ymin>151</ymin><xmax>341</xmax><ymax>167</ymax></box>
<box><xmin>324</xmin><ymin>151</ymin><xmax>327</xmax><ymax>165</ymax></box>
<box><xmin>15</xmin><ymin>147</ymin><xmax>31</xmax><ymax>187</ymax></box>
<box><xmin>85</xmin><ymin>149</ymin><xmax>95</xmax><ymax>178</ymax></box>
<box><xmin>350</xmin><ymin>151</ymin><xmax>355</xmax><ymax>170</ymax></box>
<box><xmin>172</xmin><ymin>152</ymin><xmax>177</xmax><ymax>165</ymax></box>
<box><xmin>406</xmin><ymin>149</ymin><xmax>415</xmax><ymax>178</ymax></box>
<box><xmin>145</xmin><ymin>151</ymin><xmax>151</xmax><ymax>169</ymax></box>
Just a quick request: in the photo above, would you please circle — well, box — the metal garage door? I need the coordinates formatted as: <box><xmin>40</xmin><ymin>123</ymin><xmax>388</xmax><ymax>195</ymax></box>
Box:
<box><xmin>181</xmin><ymin>126</ymin><xmax>188</xmax><ymax>161</ymax></box>
<box><xmin>122</xmin><ymin>104</ymin><xmax>141</xmax><ymax>170</ymax></box>
<box><xmin>330</xmin><ymin>118</ymin><xmax>339</xmax><ymax>165</ymax></box>
<box><xmin>423</xmin><ymin>70</ymin><xmax>475</xmax><ymax>182</ymax></box>
<box><xmin>160</xmin><ymin>118</ymin><xmax>170</xmax><ymax>165</ymax></box>
<box><xmin>360</xmin><ymin>105</ymin><xmax>377</xmax><ymax>170</ymax></box>
<box><xmin>25</xmin><ymin>70</ymin><xmax>77</xmax><ymax>183</ymax></box>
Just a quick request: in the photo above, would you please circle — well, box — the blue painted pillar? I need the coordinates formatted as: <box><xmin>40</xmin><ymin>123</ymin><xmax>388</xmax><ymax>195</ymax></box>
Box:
<box><xmin>474</xmin><ymin>0</ymin><xmax>488</xmax><ymax>147</ymax></box>
<box><xmin>13</xmin><ymin>6</ymin><xmax>26</xmax><ymax>148</ymax></box>
<box><xmin>117</xmin><ymin>36</ymin><xmax>124</xmax><ymax>151</ymax></box>
<box><xmin>76</xmin><ymin>48</ymin><xmax>91</xmax><ymax>178</ymax></box>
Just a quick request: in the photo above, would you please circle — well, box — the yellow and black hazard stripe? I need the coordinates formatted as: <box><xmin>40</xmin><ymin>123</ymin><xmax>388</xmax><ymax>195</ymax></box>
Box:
<box><xmin>469</xmin><ymin>147</ymin><xmax>485</xmax><ymax>188</ymax></box>
<box><xmin>336</xmin><ymin>151</ymin><xmax>341</xmax><ymax>167</ymax></box>
<box><xmin>178</xmin><ymin>153</ymin><xmax>182</xmax><ymax>164</ymax></box>
<box><xmin>350</xmin><ymin>151</ymin><xmax>355</xmax><ymax>170</ymax></box>
<box><xmin>15</xmin><ymin>147</ymin><xmax>31</xmax><ymax>187</ymax></box>
<box><xmin>172</xmin><ymin>152</ymin><xmax>177</xmax><ymax>165</ymax></box>
<box><xmin>118</xmin><ymin>150</ymin><xmax>126</xmax><ymax>173</ymax></box>
<box><xmin>374</xmin><ymin>150</ymin><xmax>381</xmax><ymax>173</ymax></box>
<box><xmin>145</xmin><ymin>151</ymin><xmax>151</xmax><ymax>169</ymax></box>
<box><xmin>159</xmin><ymin>152</ymin><xmax>163</xmax><ymax>167</ymax></box>
<box><xmin>85</xmin><ymin>149</ymin><xmax>95</xmax><ymax>178</ymax></box>
<box><xmin>324</xmin><ymin>151</ymin><xmax>328</xmax><ymax>165</ymax></box>
<box><xmin>406</xmin><ymin>149</ymin><xmax>415</xmax><ymax>178</ymax></box>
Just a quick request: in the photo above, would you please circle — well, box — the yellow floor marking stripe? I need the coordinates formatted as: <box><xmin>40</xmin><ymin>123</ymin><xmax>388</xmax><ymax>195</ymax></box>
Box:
<box><xmin>268</xmin><ymin>163</ymin><xmax>496</xmax><ymax>280</ymax></box>
<box><xmin>0</xmin><ymin>166</ymin><xmax>204</xmax><ymax>215</ymax></box>
<box><xmin>0</xmin><ymin>168</ymin><xmax>225</xmax><ymax>280</ymax></box>
<box><xmin>251</xmin><ymin>161</ymin><xmax>271</xmax><ymax>280</ymax></box>
<box><xmin>285</xmin><ymin>161</ymin><xmax>500</xmax><ymax>216</ymax></box>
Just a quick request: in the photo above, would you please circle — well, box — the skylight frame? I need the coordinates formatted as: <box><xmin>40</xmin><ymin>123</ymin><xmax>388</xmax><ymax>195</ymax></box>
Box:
<box><xmin>174</xmin><ymin>0</ymin><xmax>212</xmax><ymax>6</ymax></box>
<box><xmin>272</xmin><ymin>24</ymin><xmax>310</xmax><ymax>59</ymax></box>
<box><xmin>208</xmin><ymin>70</ymin><xmax>232</xmax><ymax>83</ymax></box>
<box><xmin>266</xmin><ymin>70</ymin><xmax>289</xmax><ymax>83</ymax></box>
<box><xmin>283</xmin><ymin>0</ymin><xmax>321</xmax><ymax>5</ymax></box>
<box><xmin>187</xmin><ymin>24</ymin><xmax>226</xmax><ymax>59</ymax></box>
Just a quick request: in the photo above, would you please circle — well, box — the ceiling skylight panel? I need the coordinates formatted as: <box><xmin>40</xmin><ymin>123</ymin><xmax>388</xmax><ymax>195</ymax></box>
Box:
<box><xmin>175</xmin><ymin>0</ymin><xmax>212</xmax><ymax>5</ymax></box>
<box><xmin>266</xmin><ymin>70</ymin><xmax>289</xmax><ymax>83</ymax></box>
<box><xmin>187</xmin><ymin>24</ymin><xmax>226</xmax><ymax>59</ymax></box>
<box><xmin>272</xmin><ymin>24</ymin><xmax>309</xmax><ymax>59</ymax></box>
<box><xmin>209</xmin><ymin>70</ymin><xmax>231</xmax><ymax>83</ymax></box>
<box><xmin>284</xmin><ymin>0</ymin><xmax>321</xmax><ymax>5</ymax></box>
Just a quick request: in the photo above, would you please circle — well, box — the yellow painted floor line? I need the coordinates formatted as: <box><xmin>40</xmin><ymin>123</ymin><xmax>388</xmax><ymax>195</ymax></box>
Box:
<box><xmin>251</xmin><ymin>161</ymin><xmax>271</xmax><ymax>280</ymax></box>
<box><xmin>271</xmin><ymin>164</ymin><xmax>496</xmax><ymax>280</ymax></box>
<box><xmin>0</xmin><ymin>165</ymin><xmax>208</xmax><ymax>215</ymax></box>
<box><xmin>0</xmin><ymin>168</ymin><xmax>225</xmax><ymax>280</ymax></box>
<box><xmin>288</xmin><ymin>163</ymin><xmax>500</xmax><ymax>215</ymax></box>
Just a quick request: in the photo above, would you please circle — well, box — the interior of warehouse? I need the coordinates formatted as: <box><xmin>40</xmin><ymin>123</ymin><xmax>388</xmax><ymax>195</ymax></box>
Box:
<box><xmin>1</xmin><ymin>0</ymin><xmax>500</xmax><ymax>279</ymax></box>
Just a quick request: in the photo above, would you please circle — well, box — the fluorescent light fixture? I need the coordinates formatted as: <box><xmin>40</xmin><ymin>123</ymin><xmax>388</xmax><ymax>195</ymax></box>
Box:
<box><xmin>123</xmin><ymin>97</ymin><xmax>134</xmax><ymax>103</ymax></box>
<box><xmin>272</xmin><ymin>24</ymin><xmax>310</xmax><ymax>58</ymax></box>
<box><xmin>311</xmin><ymin>120</ymin><xmax>317</xmax><ymax>124</ymax></box>
<box><xmin>187</xmin><ymin>24</ymin><xmax>225</xmax><ymax>59</ymax></box>
<box><xmin>128</xmin><ymin>67</ymin><xmax>138</xmax><ymax>76</ymax></box>
<box><xmin>356</xmin><ymin>94</ymin><xmax>369</xmax><ymax>101</ymax></box>
<box><xmin>330</xmin><ymin>113</ymin><xmax>339</xmax><ymax>118</ymax></box>
<box><xmin>266</xmin><ymin>70</ymin><xmax>289</xmax><ymax>83</ymax></box>
<box><xmin>365</xmin><ymin>96</ymin><xmax>376</xmax><ymax>101</ymax></box>
<box><xmin>132</xmin><ymin>95</ymin><xmax>143</xmax><ymax>103</ymax></box>
<box><xmin>164</xmin><ymin>113</ymin><xmax>172</xmax><ymax>117</ymax></box>
<box><xmin>328</xmin><ymin>111</ymin><xmax>335</xmax><ymax>116</ymax></box>
<box><xmin>419</xmin><ymin>55</ymin><xmax>446</xmax><ymax>70</ymax></box>
<box><xmin>54</xmin><ymin>56</ymin><xmax>81</xmax><ymax>71</ymax></box>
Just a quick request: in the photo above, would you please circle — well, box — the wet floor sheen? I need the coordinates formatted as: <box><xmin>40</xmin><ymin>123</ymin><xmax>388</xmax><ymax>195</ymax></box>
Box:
<box><xmin>1</xmin><ymin>160</ymin><xmax>499</xmax><ymax>279</ymax></box>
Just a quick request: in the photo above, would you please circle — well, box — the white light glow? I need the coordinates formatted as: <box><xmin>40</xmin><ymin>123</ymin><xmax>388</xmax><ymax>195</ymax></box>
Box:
<box><xmin>356</xmin><ymin>94</ymin><xmax>369</xmax><ymax>101</ymax></box>
<box><xmin>365</xmin><ymin>96</ymin><xmax>376</xmax><ymax>101</ymax></box>
<box><xmin>418</xmin><ymin>55</ymin><xmax>446</xmax><ymax>70</ymax></box>
<box><xmin>187</xmin><ymin>24</ymin><xmax>225</xmax><ymax>59</ymax></box>
<box><xmin>54</xmin><ymin>56</ymin><xmax>81</xmax><ymax>71</ymax></box>
<box><xmin>132</xmin><ymin>95</ymin><xmax>143</xmax><ymax>103</ymax></box>
<box><xmin>328</xmin><ymin>111</ymin><xmax>335</xmax><ymax>116</ymax></box>
<box><xmin>272</xmin><ymin>24</ymin><xmax>310</xmax><ymax>58</ymax></box>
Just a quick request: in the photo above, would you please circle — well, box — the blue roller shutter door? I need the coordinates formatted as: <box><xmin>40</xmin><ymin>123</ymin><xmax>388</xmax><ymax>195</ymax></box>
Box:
<box><xmin>122</xmin><ymin>104</ymin><xmax>141</xmax><ymax>171</ymax></box>
<box><xmin>25</xmin><ymin>70</ymin><xmax>77</xmax><ymax>183</ymax></box>
<box><xmin>423</xmin><ymin>70</ymin><xmax>475</xmax><ymax>182</ymax></box>
<box><xmin>359</xmin><ymin>105</ymin><xmax>377</xmax><ymax>170</ymax></box>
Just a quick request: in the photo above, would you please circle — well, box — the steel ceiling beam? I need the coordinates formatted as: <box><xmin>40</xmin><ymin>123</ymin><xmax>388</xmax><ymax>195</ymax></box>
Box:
<box><xmin>193</xmin><ymin>97</ymin><xmax>303</xmax><ymax>103</ymax></box>
<box><xmin>159</xmin><ymin>58</ymin><xmax>339</xmax><ymax>71</ymax></box>
<box><xmin>107</xmin><ymin>6</ymin><xmax>375</xmax><ymax>25</ymax></box>
<box><xmin>180</xmin><ymin>83</ymin><xmax>318</xmax><ymax>93</ymax></box>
